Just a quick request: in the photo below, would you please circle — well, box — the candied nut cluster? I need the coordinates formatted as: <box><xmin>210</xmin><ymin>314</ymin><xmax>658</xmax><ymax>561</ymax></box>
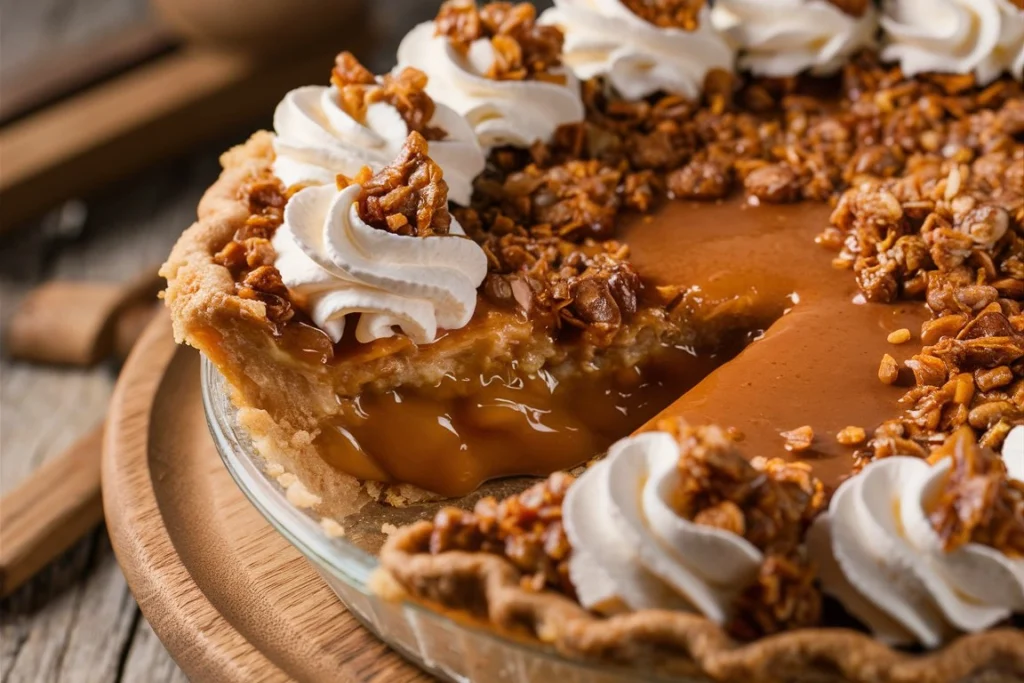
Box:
<box><xmin>660</xmin><ymin>419</ymin><xmax>827</xmax><ymax>553</ymax></box>
<box><xmin>926</xmin><ymin>427</ymin><xmax>1024</xmax><ymax>558</ymax></box>
<box><xmin>332</xmin><ymin>52</ymin><xmax>446</xmax><ymax>140</ymax></box>
<box><xmin>351</xmin><ymin>132</ymin><xmax>453</xmax><ymax>237</ymax></box>
<box><xmin>620</xmin><ymin>0</ymin><xmax>705</xmax><ymax>30</ymax></box>
<box><xmin>728</xmin><ymin>551</ymin><xmax>822</xmax><ymax>640</ymax></box>
<box><xmin>482</xmin><ymin>159</ymin><xmax>625</xmax><ymax>241</ymax></box>
<box><xmin>427</xmin><ymin>472</ymin><xmax>575</xmax><ymax>595</ymax></box>
<box><xmin>824</xmin><ymin>0</ymin><xmax>872</xmax><ymax>16</ymax></box>
<box><xmin>464</xmin><ymin>210</ymin><xmax>647</xmax><ymax>346</ymax></box>
<box><xmin>434</xmin><ymin>1</ymin><xmax>565</xmax><ymax>82</ymax></box>
<box><xmin>214</xmin><ymin>176</ymin><xmax>295</xmax><ymax>327</ymax></box>
<box><xmin>657</xmin><ymin>420</ymin><xmax>826</xmax><ymax>637</ymax></box>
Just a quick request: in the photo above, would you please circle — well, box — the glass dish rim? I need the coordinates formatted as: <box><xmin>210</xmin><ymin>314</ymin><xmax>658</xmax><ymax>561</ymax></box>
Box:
<box><xmin>198</xmin><ymin>355</ymin><xmax>673</xmax><ymax>680</ymax></box>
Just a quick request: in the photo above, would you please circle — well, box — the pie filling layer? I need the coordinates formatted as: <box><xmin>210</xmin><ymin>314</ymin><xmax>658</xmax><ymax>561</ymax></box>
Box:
<box><xmin>315</xmin><ymin>343</ymin><xmax>731</xmax><ymax>497</ymax></box>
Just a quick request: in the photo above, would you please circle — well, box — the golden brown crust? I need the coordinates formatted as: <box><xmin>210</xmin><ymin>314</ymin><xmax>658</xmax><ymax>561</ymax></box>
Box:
<box><xmin>380</xmin><ymin>521</ymin><xmax>1024</xmax><ymax>683</ymax></box>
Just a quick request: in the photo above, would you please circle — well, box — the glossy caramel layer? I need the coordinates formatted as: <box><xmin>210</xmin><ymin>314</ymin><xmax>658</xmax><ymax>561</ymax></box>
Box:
<box><xmin>315</xmin><ymin>346</ymin><xmax>730</xmax><ymax>497</ymax></box>
<box><xmin>624</xmin><ymin>200</ymin><xmax>929</xmax><ymax>486</ymax></box>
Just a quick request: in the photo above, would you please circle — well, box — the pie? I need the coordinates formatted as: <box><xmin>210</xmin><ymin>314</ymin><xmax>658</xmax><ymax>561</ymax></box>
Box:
<box><xmin>161</xmin><ymin>0</ymin><xmax>1024</xmax><ymax>681</ymax></box>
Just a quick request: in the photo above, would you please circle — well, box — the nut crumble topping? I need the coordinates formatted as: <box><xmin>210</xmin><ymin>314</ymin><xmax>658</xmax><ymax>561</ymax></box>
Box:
<box><xmin>620</xmin><ymin>0</ymin><xmax>706</xmax><ymax>30</ymax></box>
<box><xmin>427</xmin><ymin>472</ymin><xmax>576</xmax><ymax>596</ymax></box>
<box><xmin>926</xmin><ymin>427</ymin><xmax>1024</xmax><ymax>558</ymax></box>
<box><xmin>332</xmin><ymin>52</ymin><xmax>446</xmax><ymax>141</ymax></box>
<box><xmin>349</xmin><ymin>131</ymin><xmax>453</xmax><ymax>237</ymax></box>
<box><xmin>215</xmin><ymin>176</ymin><xmax>295</xmax><ymax>328</ymax></box>
<box><xmin>434</xmin><ymin>1</ymin><xmax>566</xmax><ymax>82</ymax></box>
<box><xmin>662</xmin><ymin>421</ymin><xmax>826</xmax><ymax>554</ymax></box>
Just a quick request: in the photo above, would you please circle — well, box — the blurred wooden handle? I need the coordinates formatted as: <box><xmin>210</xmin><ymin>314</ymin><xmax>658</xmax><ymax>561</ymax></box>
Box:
<box><xmin>5</xmin><ymin>268</ymin><xmax>162</xmax><ymax>366</ymax></box>
<box><xmin>0</xmin><ymin>274</ymin><xmax>162</xmax><ymax>595</ymax></box>
<box><xmin>0</xmin><ymin>425</ymin><xmax>104</xmax><ymax>597</ymax></box>
<box><xmin>0</xmin><ymin>22</ymin><xmax>176</xmax><ymax>125</ymax></box>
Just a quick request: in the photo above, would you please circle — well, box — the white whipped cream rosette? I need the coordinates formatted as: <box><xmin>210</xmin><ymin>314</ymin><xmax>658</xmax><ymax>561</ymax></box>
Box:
<box><xmin>272</xmin><ymin>183</ymin><xmax>487</xmax><ymax>345</ymax></box>
<box><xmin>563</xmin><ymin>432</ymin><xmax>763</xmax><ymax>624</ymax></box>
<box><xmin>272</xmin><ymin>83</ymin><xmax>484</xmax><ymax>206</ymax></box>
<box><xmin>540</xmin><ymin>0</ymin><xmax>734</xmax><ymax>100</ymax></box>
<box><xmin>881</xmin><ymin>0</ymin><xmax>1024</xmax><ymax>84</ymax></box>
<box><xmin>711</xmin><ymin>0</ymin><xmax>878</xmax><ymax>77</ymax></box>
<box><xmin>396</xmin><ymin>22</ymin><xmax>585</xmax><ymax>150</ymax></box>
<box><xmin>808</xmin><ymin>443</ymin><xmax>1024</xmax><ymax>648</ymax></box>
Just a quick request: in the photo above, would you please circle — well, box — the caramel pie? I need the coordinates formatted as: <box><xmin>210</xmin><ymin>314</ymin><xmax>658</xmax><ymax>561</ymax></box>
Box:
<box><xmin>163</xmin><ymin>1</ymin><xmax>1024</xmax><ymax>680</ymax></box>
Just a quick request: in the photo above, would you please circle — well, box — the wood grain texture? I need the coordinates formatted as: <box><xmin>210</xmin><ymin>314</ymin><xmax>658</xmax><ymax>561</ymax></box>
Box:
<box><xmin>103</xmin><ymin>314</ymin><xmax>430</xmax><ymax>682</ymax></box>
<box><xmin>0</xmin><ymin>424</ymin><xmax>104</xmax><ymax>597</ymax></box>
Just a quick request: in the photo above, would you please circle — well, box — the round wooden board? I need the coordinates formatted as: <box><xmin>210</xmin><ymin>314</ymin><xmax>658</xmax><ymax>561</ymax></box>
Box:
<box><xmin>102</xmin><ymin>313</ymin><xmax>431</xmax><ymax>683</ymax></box>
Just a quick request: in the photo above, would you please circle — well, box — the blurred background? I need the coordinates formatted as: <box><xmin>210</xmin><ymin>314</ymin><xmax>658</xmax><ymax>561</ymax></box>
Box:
<box><xmin>0</xmin><ymin>1</ymin><xmax>550</xmax><ymax>681</ymax></box>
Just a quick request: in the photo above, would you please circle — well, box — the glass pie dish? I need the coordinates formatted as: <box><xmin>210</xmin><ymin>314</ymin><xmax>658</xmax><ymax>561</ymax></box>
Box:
<box><xmin>201</xmin><ymin>357</ymin><xmax>702</xmax><ymax>683</ymax></box>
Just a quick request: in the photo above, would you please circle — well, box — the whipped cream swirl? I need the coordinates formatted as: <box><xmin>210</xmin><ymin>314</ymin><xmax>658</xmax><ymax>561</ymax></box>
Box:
<box><xmin>271</xmin><ymin>183</ymin><xmax>487</xmax><ymax>344</ymax></box>
<box><xmin>564</xmin><ymin>432</ymin><xmax>762</xmax><ymax>623</ymax></box>
<box><xmin>272</xmin><ymin>85</ymin><xmax>484</xmax><ymax>205</ymax></box>
<box><xmin>540</xmin><ymin>0</ymin><xmax>734</xmax><ymax>100</ymax></box>
<box><xmin>808</xmin><ymin>453</ymin><xmax>1024</xmax><ymax>648</ymax></box>
<box><xmin>711</xmin><ymin>0</ymin><xmax>878</xmax><ymax>77</ymax></box>
<box><xmin>396</xmin><ymin>24</ymin><xmax>584</xmax><ymax>149</ymax></box>
<box><xmin>881</xmin><ymin>0</ymin><xmax>1024</xmax><ymax>84</ymax></box>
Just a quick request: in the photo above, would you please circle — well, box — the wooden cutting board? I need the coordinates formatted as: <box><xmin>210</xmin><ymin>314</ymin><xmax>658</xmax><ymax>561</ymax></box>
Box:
<box><xmin>101</xmin><ymin>312</ymin><xmax>430</xmax><ymax>683</ymax></box>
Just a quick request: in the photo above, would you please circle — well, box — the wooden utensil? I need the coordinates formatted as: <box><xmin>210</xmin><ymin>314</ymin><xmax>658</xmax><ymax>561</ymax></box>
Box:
<box><xmin>0</xmin><ymin>425</ymin><xmax>105</xmax><ymax>597</ymax></box>
<box><xmin>0</xmin><ymin>22</ymin><xmax>176</xmax><ymax>125</ymax></box>
<box><xmin>5</xmin><ymin>268</ymin><xmax>163</xmax><ymax>366</ymax></box>
<box><xmin>0</xmin><ymin>268</ymin><xmax>163</xmax><ymax>596</ymax></box>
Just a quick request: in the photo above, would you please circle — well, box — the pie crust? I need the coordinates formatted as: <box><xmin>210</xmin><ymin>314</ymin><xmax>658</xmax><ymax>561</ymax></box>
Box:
<box><xmin>380</xmin><ymin>521</ymin><xmax>1024</xmax><ymax>683</ymax></box>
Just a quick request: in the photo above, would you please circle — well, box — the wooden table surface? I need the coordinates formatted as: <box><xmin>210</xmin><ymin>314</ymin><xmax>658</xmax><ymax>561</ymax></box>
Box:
<box><xmin>0</xmin><ymin>0</ymin><xmax>482</xmax><ymax>680</ymax></box>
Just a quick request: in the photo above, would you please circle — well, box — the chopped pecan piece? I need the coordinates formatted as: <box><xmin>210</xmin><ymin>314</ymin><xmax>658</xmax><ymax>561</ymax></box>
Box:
<box><xmin>665</xmin><ymin>420</ymin><xmax>825</xmax><ymax>554</ymax></box>
<box><xmin>620</xmin><ymin>0</ymin><xmax>705</xmax><ymax>30</ymax></box>
<box><xmin>237</xmin><ymin>266</ymin><xmax>294</xmax><ymax>326</ymax></box>
<box><xmin>836</xmin><ymin>425</ymin><xmax>867</xmax><ymax>446</ymax></box>
<box><xmin>887</xmin><ymin>328</ymin><xmax>912</xmax><ymax>344</ymax></box>
<box><xmin>667</xmin><ymin>159</ymin><xmax>733</xmax><ymax>200</ymax></box>
<box><xmin>780</xmin><ymin>426</ymin><xmax>814</xmax><ymax>453</ymax></box>
<box><xmin>926</xmin><ymin>427</ymin><xmax>1024</xmax><ymax>558</ymax></box>
<box><xmin>745</xmin><ymin>164</ymin><xmax>801</xmax><ymax>204</ymax></box>
<box><xmin>356</xmin><ymin>132</ymin><xmax>453</xmax><ymax>237</ymax></box>
<box><xmin>878</xmin><ymin>354</ymin><xmax>900</xmax><ymax>385</ymax></box>
<box><xmin>435</xmin><ymin>1</ymin><xmax>564</xmax><ymax>82</ymax></box>
<box><xmin>332</xmin><ymin>52</ymin><xmax>446</xmax><ymax>140</ymax></box>
<box><xmin>427</xmin><ymin>472</ymin><xmax>576</xmax><ymax>595</ymax></box>
<box><xmin>729</xmin><ymin>551</ymin><xmax>822</xmax><ymax>640</ymax></box>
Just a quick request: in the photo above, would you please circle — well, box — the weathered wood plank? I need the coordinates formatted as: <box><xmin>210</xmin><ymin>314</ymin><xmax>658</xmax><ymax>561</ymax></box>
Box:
<box><xmin>120</xmin><ymin>619</ymin><xmax>191</xmax><ymax>683</ymax></box>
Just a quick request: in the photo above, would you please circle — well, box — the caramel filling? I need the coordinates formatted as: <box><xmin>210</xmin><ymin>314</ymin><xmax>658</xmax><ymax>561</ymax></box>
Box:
<box><xmin>311</xmin><ymin>198</ymin><xmax>930</xmax><ymax>494</ymax></box>
<box><xmin>315</xmin><ymin>346</ymin><xmax>732</xmax><ymax>497</ymax></box>
<box><xmin>624</xmin><ymin>200</ymin><xmax>929</xmax><ymax>487</ymax></box>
